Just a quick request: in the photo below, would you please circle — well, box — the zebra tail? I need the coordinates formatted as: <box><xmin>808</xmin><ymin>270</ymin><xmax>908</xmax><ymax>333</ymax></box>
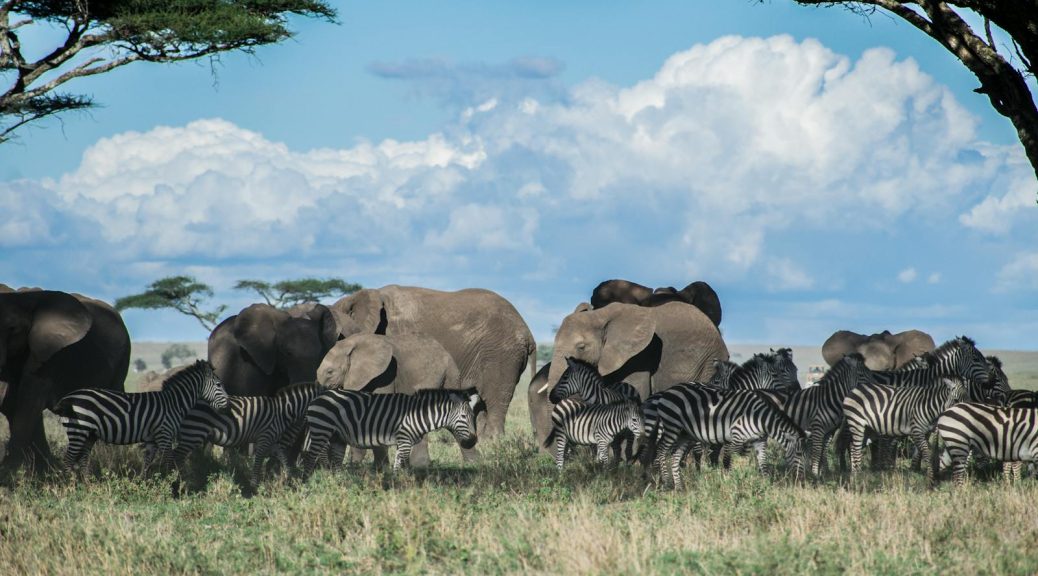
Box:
<box><xmin>542</xmin><ymin>429</ymin><xmax>556</xmax><ymax>450</ymax></box>
<box><xmin>51</xmin><ymin>395</ymin><xmax>77</xmax><ymax>419</ymax></box>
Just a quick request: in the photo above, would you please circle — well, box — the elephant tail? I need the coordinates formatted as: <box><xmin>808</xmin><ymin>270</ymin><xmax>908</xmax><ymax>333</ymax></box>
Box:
<box><xmin>527</xmin><ymin>341</ymin><xmax>538</xmax><ymax>383</ymax></box>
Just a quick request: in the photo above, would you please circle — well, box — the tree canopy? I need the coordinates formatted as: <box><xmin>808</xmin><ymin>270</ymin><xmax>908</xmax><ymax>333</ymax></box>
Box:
<box><xmin>117</xmin><ymin>275</ymin><xmax>361</xmax><ymax>332</ymax></box>
<box><xmin>0</xmin><ymin>0</ymin><xmax>336</xmax><ymax>143</ymax></box>
<box><xmin>789</xmin><ymin>1</ymin><xmax>1038</xmax><ymax>193</ymax></box>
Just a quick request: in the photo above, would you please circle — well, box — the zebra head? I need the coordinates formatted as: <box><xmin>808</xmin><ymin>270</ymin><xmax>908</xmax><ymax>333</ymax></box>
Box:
<box><xmin>769</xmin><ymin>347</ymin><xmax>800</xmax><ymax>391</ymax></box>
<box><xmin>624</xmin><ymin>401</ymin><xmax>644</xmax><ymax>437</ymax></box>
<box><xmin>941</xmin><ymin>376</ymin><xmax>972</xmax><ymax>409</ymax></box>
<box><xmin>936</xmin><ymin>336</ymin><xmax>989</xmax><ymax>388</ymax></box>
<box><xmin>199</xmin><ymin>362</ymin><xmax>230</xmax><ymax>413</ymax></box>
<box><xmin>549</xmin><ymin>357</ymin><xmax>601</xmax><ymax>404</ymax></box>
<box><xmin>826</xmin><ymin>352</ymin><xmax>872</xmax><ymax>391</ymax></box>
<box><xmin>446</xmin><ymin>388</ymin><xmax>481</xmax><ymax>449</ymax></box>
<box><xmin>985</xmin><ymin>356</ymin><xmax>1010</xmax><ymax>406</ymax></box>
<box><xmin>707</xmin><ymin>359</ymin><xmax>739</xmax><ymax>389</ymax></box>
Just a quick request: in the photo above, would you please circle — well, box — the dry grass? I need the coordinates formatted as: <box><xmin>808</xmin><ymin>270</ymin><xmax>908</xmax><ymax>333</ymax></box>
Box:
<box><xmin>2</xmin><ymin>348</ymin><xmax>1038</xmax><ymax>574</ymax></box>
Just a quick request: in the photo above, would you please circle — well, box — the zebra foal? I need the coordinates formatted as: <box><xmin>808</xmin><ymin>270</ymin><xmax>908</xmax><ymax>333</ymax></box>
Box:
<box><xmin>55</xmin><ymin>360</ymin><xmax>229</xmax><ymax>475</ymax></box>
<box><xmin>174</xmin><ymin>381</ymin><xmax>326</xmax><ymax>488</ymax></box>
<box><xmin>543</xmin><ymin>398</ymin><xmax>644</xmax><ymax>469</ymax></box>
<box><xmin>301</xmin><ymin>388</ymin><xmax>480</xmax><ymax>476</ymax></box>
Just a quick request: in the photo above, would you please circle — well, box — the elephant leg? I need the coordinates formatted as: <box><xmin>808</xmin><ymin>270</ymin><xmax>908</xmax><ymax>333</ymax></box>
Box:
<box><xmin>409</xmin><ymin>437</ymin><xmax>431</xmax><ymax>468</ymax></box>
<box><xmin>4</xmin><ymin>387</ymin><xmax>53</xmax><ymax>470</ymax></box>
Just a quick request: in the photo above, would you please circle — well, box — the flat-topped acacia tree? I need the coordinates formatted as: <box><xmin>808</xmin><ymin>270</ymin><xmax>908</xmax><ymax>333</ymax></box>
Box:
<box><xmin>0</xmin><ymin>0</ymin><xmax>336</xmax><ymax>143</ymax></box>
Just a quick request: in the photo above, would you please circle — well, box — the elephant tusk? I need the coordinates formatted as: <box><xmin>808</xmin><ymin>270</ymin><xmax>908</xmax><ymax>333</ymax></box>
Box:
<box><xmin>536</xmin><ymin>383</ymin><xmax>550</xmax><ymax>394</ymax></box>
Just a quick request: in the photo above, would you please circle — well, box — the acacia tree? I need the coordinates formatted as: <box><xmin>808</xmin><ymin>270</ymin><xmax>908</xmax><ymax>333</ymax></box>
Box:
<box><xmin>0</xmin><ymin>0</ymin><xmax>336</xmax><ymax>143</ymax></box>
<box><xmin>235</xmin><ymin>278</ymin><xmax>362</xmax><ymax>308</ymax></box>
<box><xmin>788</xmin><ymin>1</ymin><xmax>1038</xmax><ymax>191</ymax></box>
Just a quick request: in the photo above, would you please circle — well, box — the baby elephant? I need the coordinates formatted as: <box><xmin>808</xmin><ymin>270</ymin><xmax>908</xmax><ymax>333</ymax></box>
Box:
<box><xmin>544</xmin><ymin>399</ymin><xmax>644</xmax><ymax>470</ymax></box>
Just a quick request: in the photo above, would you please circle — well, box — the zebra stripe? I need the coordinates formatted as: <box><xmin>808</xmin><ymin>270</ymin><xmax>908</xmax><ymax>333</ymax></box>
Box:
<box><xmin>548</xmin><ymin>357</ymin><xmax>641</xmax><ymax>405</ymax></box>
<box><xmin>543</xmin><ymin>399</ymin><xmax>644</xmax><ymax>469</ymax></box>
<box><xmin>174</xmin><ymin>382</ymin><xmax>326</xmax><ymax>487</ymax></box>
<box><xmin>302</xmin><ymin>388</ymin><xmax>480</xmax><ymax>475</ymax></box>
<box><xmin>55</xmin><ymin>360</ymin><xmax>228</xmax><ymax>473</ymax></box>
<box><xmin>870</xmin><ymin>336</ymin><xmax>989</xmax><ymax>389</ymax></box>
<box><xmin>934</xmin><ymin>402</ymin><xmax>1038</xmax><ymax>486</ymax></box>
<box><xmin>843</xmin><ymin>376</ymin><xmax>985</xmax><ymax>477</ymax></box>
<box><xmin>648</xmin><ymin>383</ymin><xmax>805</xmax><ymax>489</ymax></box>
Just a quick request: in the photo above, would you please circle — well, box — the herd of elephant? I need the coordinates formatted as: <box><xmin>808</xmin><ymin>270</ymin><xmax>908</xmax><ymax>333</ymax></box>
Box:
<box><xmin>0</xmin><ymin>278</ymin><xmax>942</xmax><ymax>473</ymax></box>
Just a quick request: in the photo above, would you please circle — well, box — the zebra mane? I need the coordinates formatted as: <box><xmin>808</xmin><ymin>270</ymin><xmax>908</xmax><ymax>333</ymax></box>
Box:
<box><xmin>160</xmin><ymin>359</ymin><xmax>213</xmax><ymax>391</ymax></box>
<box><xmin>742</xmin><ymin>353</ymin><xmax>772</xmax><ymax>370</ymax></box>
<box><xmin>276</xmin><ymin>381</ymin><xmax>324</xmax><ymax>396</ymax></box>
<box><xmin>931</xmin><ymin>335</ymin><xmax>977</xmax><ymax>360</ymax></box>
<box><xmin>986</xmin><ymin>355</ymin><xmax>1003</xmax><ymax>369</ymax></box>
<box><xmin>413</xmin><ymin>388</ymin><xmax>479</xmax><ymax>403</ymax></box>
<box><xmin>565</xmin><ymin>357</ymin><xmax>602</xmax><ymax>377</ymax></box>
<box><xmin>816</xmin><ymin>353</ymin><xmax>864</xmax><ymax>388</ymax></box>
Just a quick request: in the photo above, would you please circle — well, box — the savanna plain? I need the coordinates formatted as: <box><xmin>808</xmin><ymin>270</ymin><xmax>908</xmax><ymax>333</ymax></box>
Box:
<box><xmin>2</xmin><ymin>344</ymin><xmax>1037</xmax><ymax>575</ymax></box>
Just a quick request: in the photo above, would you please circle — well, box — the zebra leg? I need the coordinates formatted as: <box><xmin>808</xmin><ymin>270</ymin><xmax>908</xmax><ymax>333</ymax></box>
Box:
<box><xmin>689</xmin><ymin>440</ymin><xmax>703</xmax><ymax>471</ymax></box>
<box><xmin>394</xmin><ymin>433</ymin><xmax>419</xmax><ymax>471</ymax></box>
<box><xmin>808</xmin><ymin>424</ymin><xmax>830</xmax><ymax>478</ymax></box>
<box><xmin>752</xmin><ymin>441</ymin><xmax>769</xmax><ymax>475</ymax></box>
<box><xmin>327</xmin><ymin>440</ymin><xmax>347</xmax><ymax>471</ymax></box>
<box><xmin>250</xmin><ymin>435</ymin><xmax>277</xmax><ymax>489</ymax></box>
<box><xmin>847</xmin><ymin>423</ymin><xmax>866</xmax><ymax>475</ymax></box>
<box><xmin>834</xmin><ymin>425</ymin><xmax>851</xmax><ymax>472</ymax></box>
<box><xmin>301</xmin><ymin>429</ymin><xmax>331</xmax><ymax>480</ymax></box>
<box><xmin>948</xmin><ymin>448</ymin><xmax>970</xmax><ymax>487</ymax></box>
<box><xmin>596</xmin><ymin>435</ymin><xmax>613</xmax><ymax>466</ymax></box>
<box><xmin>668</xmin><ymin>443</ymin><xmax>685</xmax><ymax>490</ymax></box>
<box><xmin>553</xmin><ymin>434</ymin><xmax>568</xmax><ymax>470</ymax></box>
<box><xmin>653</xmin><ymin>434</ymin><xmax>677</xmax><ymax>487</ymax></box>
<box><xmin>62</xmin><ymin>428</ymin><xmax>95</xmax><ymax>478</ymax></box>
<box><xmin>909</xmin><ymin>424</ymin><xmax>931</xmax><ymax>477</ymax></box>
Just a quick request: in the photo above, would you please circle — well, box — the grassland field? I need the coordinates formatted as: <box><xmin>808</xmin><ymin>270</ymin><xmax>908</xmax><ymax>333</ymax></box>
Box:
<box><xmin>1</xmin><ymin>343</ymin><xmax>1037</xmax><ymax>574</ymax></box>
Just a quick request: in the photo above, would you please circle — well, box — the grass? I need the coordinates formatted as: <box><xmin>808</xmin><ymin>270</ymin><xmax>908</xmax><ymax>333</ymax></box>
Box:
<box><xmin>2</xmin><ymin>348</ymin><xmax>1038</xmax><ymax>574</ymax></box>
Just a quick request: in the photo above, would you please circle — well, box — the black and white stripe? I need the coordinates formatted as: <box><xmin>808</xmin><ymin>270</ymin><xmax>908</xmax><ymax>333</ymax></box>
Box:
<box><xmin>647</xmin><ymin>383</ymin><xmax>806</xmax><ymax>489</ymax></box>
<box><xmin>548</xmin><ymin>357</ymin><xmax>641</xmax><ymax>404</ymax></box>
<box><xmin>870</xmin><ymin>337</ymin><xmax>989</xmax><ymax>389</ymax></box>
<box><xmin>55</xmin><ymin>360</ymin><xmax>229</xmax><ymax>473</ymax></box>
<box><xmin>174</xmin><ymin>382</ymin><xmax>326</xmax><ymax>487</ymax></box>
<box><xmin>543</xmin><ymin>399</ymin><xmax>644</xmax><ymax>469</ymax></box>
<box><xmin>934</xmin><ymin>402</ymin><xmax>1038</xmax><ymax>486</ymax></box>
<box><xmin>301</xmin><ymin>388</ymin><xmax>480</xmax><ymax>475</ymax></box>
<box><xmin>755</xmin><ymin>353</ymin><xmax>874</xmax><ymax>477</ymax></box>
<box><xmin>843</xmin><ymin>376</ymin><xmax>985</xmax><ymax>477</ymax></box>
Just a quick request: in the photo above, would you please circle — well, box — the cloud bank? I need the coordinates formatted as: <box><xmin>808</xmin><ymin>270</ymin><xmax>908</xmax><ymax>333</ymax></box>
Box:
<box><xmin>2</xmin><ymin>35</ymin><xmax>1034</xmax><ymax>345</ymax></box>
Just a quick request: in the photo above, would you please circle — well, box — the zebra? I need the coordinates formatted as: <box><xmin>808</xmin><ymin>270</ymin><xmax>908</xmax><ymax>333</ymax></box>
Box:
<box><xmin>54</xmin><ymin>360</ymin><xmax>229</xmax><ymax>475</ymax></box>
<box><xmin>301</xmin><ymin>388</ymin><xmax>480</xmax><ymax>476</ymax></box>
<box><xmin>985</xmin><ymin>356</ymin><xmax>1037</xmax><ymax>409</ymax></box>
<box><xmin>755</xmin><ymin>353</ymin><xmax>875</xmax><ymax>478</ymax></box>
<box><xmin>173</xmin><ymin>381</ymin><xmax>326</xmax><ymax>488</ymax></box>
<box><xmin>933</xmin><ymin>402</ymin><xmax>1038</xmax><ymax>486</ymax></box>
<box><xmin>647</xmin><ymin>383</ymin><xmax>806</xmax><ymax>489</ymax></box>
<box><xmin>770</xmin><ymin>347</ymin><xmax>801</xmax><ymax>390</ymax></box>
<box><xmin>843</xmin><ymin>376</ymin><xmax>986</xmax><ymax>477</ymax></box>
<box><xmin>728</xmin><ymin>351</ymin><xmax>798</xmax><ymax>392</ymax></box>
<box><xmin>543</xmin><ymin>399</ymin><xmax>644</xmax><ymax>469</ymax></box>
<box><xmin>870</xmin><ymin>336</ymin><xmax>990</xmax><ymax>389</ymax></box>
<box><xmin>548</xmin><ymin>357</ymin><xmax>641</xmax><ymax>405</ymax></box>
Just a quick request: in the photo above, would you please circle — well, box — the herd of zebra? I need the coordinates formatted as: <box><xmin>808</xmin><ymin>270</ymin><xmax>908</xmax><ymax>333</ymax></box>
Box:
<box><xmin>49</xmin><ymin>335</ymin><xmax>1038</xmax><ymax>491</ymax></box>
<box><xmin>544</xmin><ymin>337</ymin><xmax>1038</xmax><ymax>488</ymax></box>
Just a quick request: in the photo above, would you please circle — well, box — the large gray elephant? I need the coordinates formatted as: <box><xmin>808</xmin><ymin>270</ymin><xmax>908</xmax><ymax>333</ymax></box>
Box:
<box><xmin>530</xmin><ymin>301</ymin><xmax>728</xmax><ymax>447</ymax></box>
<box><xmin>822</xmin><ymin>329</ymin><xmax>935</xmax><ymax>371</ymax></box>
<box><xmin>317</xmin><ymin>333</ymin><xmax>463</xmax><ymax>466</ymax></box>
<box><xmin>330</xmin><ymin>285</ymin><xmax>536</xmax><ymax>443</ymax></box>
<box><xmin>0</xmin><ymin>286</ymin><xmax>130</xmax><ymax>469</ymax></box>
<box><xmin>208</xmin><ymin>302</ymin><xmax>339</xmax><ymax>396</ymax></box>
<box><xmin>590</xmin><ymin>279</ymin><xmax>722</xmax><ymax>327</ymax></box>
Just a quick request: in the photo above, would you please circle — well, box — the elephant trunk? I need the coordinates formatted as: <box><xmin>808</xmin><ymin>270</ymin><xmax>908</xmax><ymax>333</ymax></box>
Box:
<box><xmin>544</xmin><ymin>353</ymin><xmax>569</xmax><ymax>395</ymax></box>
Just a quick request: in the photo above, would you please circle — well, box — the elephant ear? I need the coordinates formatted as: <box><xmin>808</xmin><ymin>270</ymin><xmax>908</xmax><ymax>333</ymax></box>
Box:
<box><xmin>233</xmin><ymin>304</ymin><xmax>282</xmax><ymax>375</ymax></box>
<box><xmin>887</xmin><ymin>330</ymin><xmax>936</xmax><ymax>368</ymax></box>
<box><xmin>599</xmin><ymin>306</ymin><xmax>656</xmax><ymax>377</ymax></box>
<box><xmin>346</xmin><ymin>289</ymin><xmax>386</xmax><ymax>334</ymax></box>
<box><xmin>572</xmin><ymin>302</ymin><xmax>593</xmax><ymax>314</ymax></box>
<box><xmin>822</xmin><ymin>330</ymin><xmax>867</xmax><ymax>367</ymax></box>
<box><xmin>345</xmin><ymin>336</ymin><xmax>394</xmax><ymax>391</ymax></box>
<box><xmin>307</xmin><ymin>303</ymin><xmax>340</xmax><ymax>350</ymax></box>
<box><xmin>28</xmin><ymin>291</ymin><xmax>93</xmax><ymax>363</ymax></box>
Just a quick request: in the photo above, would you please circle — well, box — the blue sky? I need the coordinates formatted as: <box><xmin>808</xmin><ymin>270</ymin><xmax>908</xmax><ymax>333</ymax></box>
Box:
<box><xmin>1</xmin><ymin>0</ymin><xmax>1036</xmax><ymax>348</ymax></box>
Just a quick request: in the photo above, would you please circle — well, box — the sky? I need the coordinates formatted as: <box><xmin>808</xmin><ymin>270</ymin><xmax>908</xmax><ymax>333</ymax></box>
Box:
<box><xmin>1</xmin><ymin>0</ymin><xmax>1036</xmax><ymax>349</ymax></box>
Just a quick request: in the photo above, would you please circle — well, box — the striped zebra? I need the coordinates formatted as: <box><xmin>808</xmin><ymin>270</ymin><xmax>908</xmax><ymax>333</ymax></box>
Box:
<box><xmin>174</xmin><ymin>382</ymin><xmax>326</xmax><ymax>488</ymax></box>
<box><xmin>647</xmin><ymin>383</ymin><xmax>806</xmax><ymax>489</ymax></box>
<box><xmin>728</xmin><ymin>351</ymin><xmax>799</xmax><ymax>392</ymax></box>
<box><xmin>843</xmin><ymin>376</ymin><xmax>986</xmax><ymax>477</ymax></box>
<box><xmin>301</xmin><ymin>388</ymin><xmax>480</xmax><ymax>476</ymax></box>
<box><xmin>933</xmin><ymin>402</ymin><xmax>1038</xmax><ymax>486</ymax></box>
<box><xmin>55</xmin><ymin>360</ymin><xmax>229</xmax><ymax>474</ymax></box>
<box><xmin>770</xmin><ymin>348</ymin><xmax>801</xmax><ymax>390</ymax></box>
<box><xmin>755</xmin><ymin>353</ymin><xmax>875</xmax><ymax>477</ymax></box>
<box><xmin>543</xmin><ymin>399</ymin><xmax>644</xmax><ymax>469</ymax></box>
<box><xmin>870</xmin><ymin>337</ymin><xmax>990</xmax><ymax>389</ymax></box>
<box><xmin>547</xmin><ymin>357</ymin><xmax>641</xmax><ymax>405</ymax></box>
<box><xmin>985</xmin><ymin>356</ymin><xmax>1038</xmax><ymax>409</ymax></box>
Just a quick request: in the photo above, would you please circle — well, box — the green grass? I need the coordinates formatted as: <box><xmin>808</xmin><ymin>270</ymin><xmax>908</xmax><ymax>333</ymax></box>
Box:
<box><xmin>2</xmin><ymin>349</ymin><xmax>1038</xmax><ymax>574</ymax></box>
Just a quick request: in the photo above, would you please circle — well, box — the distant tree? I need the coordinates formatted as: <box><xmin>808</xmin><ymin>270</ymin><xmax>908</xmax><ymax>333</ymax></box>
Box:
<box><xmin>160</xmin><ymin>343</ymin><xmax>195</xmax><ymax>370</ymax></box>
<box><xmin>0</xmin><ymin>0</ymin><xmax>337</xmax><ymax>143</ymax></box>
<box><xmin>784</xmin><ymin>1</ymin><xmax>1038</xmax><ymax>193</ymax></box>
<box><xmin>116</xmin><ymin>276</ymin><xmax>226</xmax><ymax>331</ymax></box>
<box><xmin>234</xmin><ymin>278</ymin><xmax>362</xmax><ymax>309</ymax></box>
<box><xmin>133</xmin><ymin>357</ymin><xmax>147</xmax><ymax>373</ymax></box>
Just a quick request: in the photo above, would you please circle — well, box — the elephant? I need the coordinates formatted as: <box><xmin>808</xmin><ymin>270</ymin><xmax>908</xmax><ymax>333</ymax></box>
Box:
<box><xmin>316</xmin><ymin>333</ymin><xmax>463</xmax><ymax>467</ymax></box>
<box><xmin>590</xmin><ymin>279</ymin><xmax>722</xmax><ymax>327</ymax></box>
<box><xmin>0</xmin><ymin>287</ymin><xmax>131</xmax><ymax>469</ymax></box>
<box><xmin>822</xmin><ymin>329</ymin><xmax>935</xmax><ymax>372</ymax></box>
<box><xmin>208</xmin><ymin>302</ymin><xmax>339</xmax><ymax>397</ymax></box>
<box><xmin>529</xmin><ymin>301</ymin><xmax>728</xmax><ymax>448</ymax></box>
<box><xmin>330</xmin><ymin>285</ymin><xmax>536</xmax><ymax>448</ymax></box>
